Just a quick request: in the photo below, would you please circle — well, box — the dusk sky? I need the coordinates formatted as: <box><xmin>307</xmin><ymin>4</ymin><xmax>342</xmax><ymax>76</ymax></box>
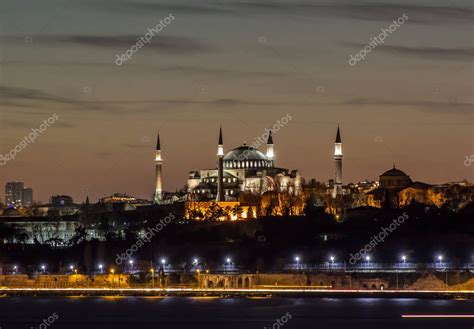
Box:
<box><xmin>0</xmin><ymin>0</ymin><xmax>472</xmax><ymax>203</ymax></box>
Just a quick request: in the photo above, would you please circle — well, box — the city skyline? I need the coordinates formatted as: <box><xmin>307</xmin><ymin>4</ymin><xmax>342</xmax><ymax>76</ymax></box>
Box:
<box><xmin>1</xmin><ymin>124</ymin><xmax>472</xmax><ymax>203</ymax></box>
<box><xmin>1</xmin><ymin>0</ymin><xmax>473</xmax><ymax>202</ymax></box>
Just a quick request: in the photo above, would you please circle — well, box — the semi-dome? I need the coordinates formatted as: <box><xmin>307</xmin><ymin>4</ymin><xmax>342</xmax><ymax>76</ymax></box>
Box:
<box><xmin>223</xmin><ymin>144</ymin><xmax>273</xmax><ymax>169</ymax></box>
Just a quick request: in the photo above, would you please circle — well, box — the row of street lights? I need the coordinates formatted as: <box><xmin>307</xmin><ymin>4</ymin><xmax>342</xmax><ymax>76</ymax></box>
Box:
<box><xmin>13</xmin><ymin>254</ymin><xmax>448</xmax><ymax>274</ymax></box>
<box><xmin>294</xmin><ymin>254</ymin><xmax>447</xmax><ymax>266</ymax></box>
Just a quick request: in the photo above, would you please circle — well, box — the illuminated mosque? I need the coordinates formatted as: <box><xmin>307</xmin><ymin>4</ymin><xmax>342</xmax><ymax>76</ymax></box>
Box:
<box><xmin>186</xmin><ymin>127</ymin><xmax>303</xmax><ymax>201</ymax></box>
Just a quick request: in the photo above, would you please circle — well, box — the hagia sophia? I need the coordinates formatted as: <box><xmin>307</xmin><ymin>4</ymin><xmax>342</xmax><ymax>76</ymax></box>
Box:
<box><xmin>186</xmin><ymin>128</ymin><xmax>303</xmax><ymax>201</ymax></box>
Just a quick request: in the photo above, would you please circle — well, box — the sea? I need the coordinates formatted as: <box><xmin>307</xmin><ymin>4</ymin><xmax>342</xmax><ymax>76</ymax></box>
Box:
<box><xmin>0</xmin><ymin>296</ymin><xmax>472</xmax><ymax>329</ymax></box>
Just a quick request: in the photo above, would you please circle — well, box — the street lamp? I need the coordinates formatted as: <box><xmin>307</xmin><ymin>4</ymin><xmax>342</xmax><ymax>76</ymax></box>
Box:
<box><xmin>330</xmin><ymin>256</ymin><xmax>335</xmax><ymax>264</ymax></box>
<box><xmin>161</xmin><ymin>258</ymin><xmax>166</xmax><ymax>266</ymax></box>
<box><xmin>193</xmin><ymin>258</ymin><xmax>199</xmax><ymax>265</ymax></box>
<box><xmin>402</xmin><ymin>255</ymin><xmax>407</xmax><ymax>263</ymax></box>
<box><xmin>295</xmin><ymin>256</ymin><xmax>300</xmax><ymax>270</ymax></box>
<box><xmin>437</xmin><ymin>255</ymin><xmax>443</xmax><ymax>267</ymax></box>
<box><xmin>225</xmin><ymin>258</ymin><xmax>231</xmax><ymax>272</ymax></box>
<box><xmin>99</xmin><ymin>264</ymin><xmax>103</xmax><ymax>274</ymax></box>
<box><xmin>41</xmin><ymin>265</ymin><xmax>46</xmax><ymax>273</ymax></box>
<box><xmin>150</xmin><ymin>268</ymin><xmax>155</xmax><ymax>288</ymax></box>
<box><xmin>366</xmin><ymin>256</ymin><xmax>371</xmax><ymax>267</ymax></box>
<box><xmin>110</xmin><ymin>269</ymin><xmax>115</xmax><ymax>288</ymax></box>
<box><xmin>13</xmin><ymin>265</ymin><xmax>17</xmax><ymax>273</ymax></box>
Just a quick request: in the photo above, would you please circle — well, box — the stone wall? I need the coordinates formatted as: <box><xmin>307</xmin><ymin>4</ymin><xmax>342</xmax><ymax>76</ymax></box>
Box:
<box><xmin>0</xmin><ymin>274</ymin><xmax>130</xmax><ymax>288</ymax></box>
<box><xmin>253</xmin><ymin>273</ymin><xmax>390</xmax><ymax>290</ymax></box>
<box><xmin>198</xmin><ymin>274</ymin><xmax>256</xmax><ymax>289</ymax></box>
<box><xmin>198</xmin><ymin>272</ymin><xmax>474</xmax><ymax>291</ymax></box>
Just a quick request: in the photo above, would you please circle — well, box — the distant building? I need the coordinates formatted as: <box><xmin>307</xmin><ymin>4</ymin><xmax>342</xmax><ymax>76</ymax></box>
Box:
<box><xmin>99</xmin><ymin>193</ymin><xmax>151</xmax><ymax>211</ymax></box>
<box><xmin>5</xmin><ymin>182</ymin><xmax>33</xmax><ymax>208</ymax></box>
<box><xmin>36</xmin><ymin>195</ymin><xmax>80</xmax><ymax>217</ymax></box>
<box><xmin>0</xmin><ymin>215</ymin><xmax>80</xmax><ymax>245</ymax></box>
<box><xmin>366</xmin><ymin>166</ymin><xmax>412</xmax><ymax>208</ymax></box>
<box><xmin>363</xmin><ymin>166</ymin><xmax>470</xmax><ymax>209</ymax></box>
<box><xmin>379</xmin><ymin>165</ymin><xmax>412</xmax><ymax>189</ymax></box>
<box><xmin>22</xmin><ymin>188</ymin><xmax>33</xmax><ymax>207</ymax></box>
<box><xmin>50</xmin><ymin>195</ymin><xmax>74</xmax><ymax>206</ymax></box>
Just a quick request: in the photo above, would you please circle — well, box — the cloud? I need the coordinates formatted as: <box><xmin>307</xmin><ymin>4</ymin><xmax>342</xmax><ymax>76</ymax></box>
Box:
<box><xmin>0</xmin><ymin>85</ymin><xmax>104</xmax><ymax>112</ymax></box>
<box><xmin>104</xmin><ymin>0</ymin><xmax>473</xmax><ymax>24</ymax></box>
<box><xmin>159</xmin><ymin>65</ymin><xmax>287</xmax><ymax>78</ymax></box>
<box><xmin>225</xmin><ymin>1</ymin><xmax>474</xmax><ymax>24</ymax></box>
<box><xmin>1</xmin><ymin>35</ymin><xmax>214</xmax><ymax>55</ymax></box>
<box><xmin>342</xmin><ymin>98</ymin><xmax>474</xmax><ymax>114</ymax></box>
<box><xmin>0</xmin><ymin>85</ymin><xmax>71</xmax><ymax>104</ymax></box>
<box><xmin>159</xmin><ymin>98</ymin><xmax>299</xmax><ymax>107</ymax></box>
<box><xmin>118</xmin><ymin>1</ymin><xmax>236</xmax><ymax>15</ymax></box>
<box><xmin>346</xmin><ymin>43</ymin><xmax>474</xmax><ymax>61</ymax></box>
<box><xmin>0</xmin><ymin>118</ymin><xmax>77</xmax><ymax>129</ymax></box>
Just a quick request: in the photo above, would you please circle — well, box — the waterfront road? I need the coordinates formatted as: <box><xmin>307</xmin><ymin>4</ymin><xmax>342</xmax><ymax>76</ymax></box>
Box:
<box><xmin>0</xmin><ymin>287</ymin><xmax>472</xmax><ymax>299</ymax></box>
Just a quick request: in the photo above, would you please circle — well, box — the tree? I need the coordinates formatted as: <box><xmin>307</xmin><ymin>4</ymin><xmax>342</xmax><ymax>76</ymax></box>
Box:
<box><xmin>69</xmin><ymin>225</ymin><xmax>87</xmax><ymax>246</ymax></box>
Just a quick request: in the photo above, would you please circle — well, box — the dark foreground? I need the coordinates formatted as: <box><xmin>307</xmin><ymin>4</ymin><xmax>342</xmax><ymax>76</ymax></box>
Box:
<box><xmin>0</xmin><ymin>296</ymin><xmax>472</xmax><ymax>329</ymax></box>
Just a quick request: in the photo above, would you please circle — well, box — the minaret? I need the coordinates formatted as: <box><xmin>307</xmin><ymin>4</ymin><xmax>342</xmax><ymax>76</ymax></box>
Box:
<box><xmin>266</xmin><ymin>129</ymin><xmax>274</xmax><ymax>165</ymax></box>
<box><xmin>332</xmin><ymin>125</ymin><xmax>343</xmax><ymax>198</ymax></box>
<box><xmin>154</xmin><ymin>132</ymin><xmax>163</xmax><ymax>204</ymax></box>
<box><xmin>216</xmin><ymin>126</ymin><xmax>225</xmax><ymax>202</ymax></box>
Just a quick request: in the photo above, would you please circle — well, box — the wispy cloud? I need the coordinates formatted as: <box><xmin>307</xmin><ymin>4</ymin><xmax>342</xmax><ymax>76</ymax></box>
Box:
<box><xmin>118</xmin><ymin>1</ymin><xmax>236</xmax><ymax>15</ymax></box>
<box><xmin>343</xmin><ymin>98</ymin><xmax>474</xmax><ymax>114</ymax></box>
<box><xmin>0</xmin><ymin>85</ymin><xmax>104</xmax><ymax>112</ymax></box>
<box><xmin>226</xmin><ymin>1</ymin><xmax>474</xmax><ymax>24</ymax></box>
<box><xmin>1</xmin><ymin>35</ymin><xmax>215</xmax><ymax>55</ymax></box>
<box><xmin>0</xmin><ymin>85</ymin><xmax>71</xmax><ymax>104</ymax></box>
<box><xmin>104</xmin><ymin>0</ymin><xmax>474</xmax><ymax>24</ymax></box>
<box><xmin>346</xmin><ymin>43</ymin><xmax>474</xmax><ymax>61</ymax></box>
<box><xmin>159</xmin><ymin>65</ymin><xmax>288</xmax><ymax>78</ymax></box>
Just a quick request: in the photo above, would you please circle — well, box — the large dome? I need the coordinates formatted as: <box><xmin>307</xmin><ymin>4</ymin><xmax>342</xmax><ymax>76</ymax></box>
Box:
<box><xmin>224</xmin><ymin>146</ymin><xmax>268</xmax><ymax>161</ymax></box>
<box><xmin>381</xmin><ymin>167</ymin><xmax>409</xmax><ymax>177</ymax></box>
<box><xmin>379</xmin><ymin>165</ymin><xmax>412</xmax><ymax>189</ymax></box>
<box><xmin>223</xmin><ymin>145</ymin><xmax>273</xmax><ymax>169</ymax></box>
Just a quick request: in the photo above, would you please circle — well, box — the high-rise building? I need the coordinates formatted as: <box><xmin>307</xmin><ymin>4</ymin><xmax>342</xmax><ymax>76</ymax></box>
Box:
<box><xmin>332</xmin><ymin>126</ymin><xmax>343</xmax><ymax>198</ymax></box>
<box><xmin>5</xmin><ymin>182</ymin><xmax>33</xmax><ymax>207</ymax></box>
<box><xmin>22</xmin><ymin>188</ymin><xmax>33</xmax><ymax>207</ymax></box>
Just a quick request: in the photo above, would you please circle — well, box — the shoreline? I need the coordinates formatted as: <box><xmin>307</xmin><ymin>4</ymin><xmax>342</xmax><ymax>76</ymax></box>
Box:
<box><xmin>0</xmin><ymin>288</ymin><xmax>472</xmax><ymax>299</ymax></box>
